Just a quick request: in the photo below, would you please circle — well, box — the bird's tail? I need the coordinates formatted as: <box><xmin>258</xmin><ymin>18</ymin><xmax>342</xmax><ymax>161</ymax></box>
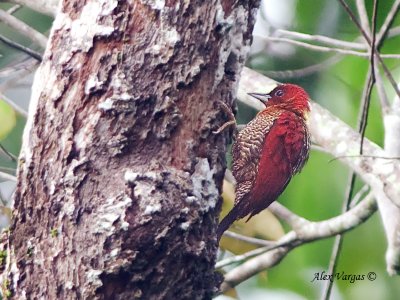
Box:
<box><xmin>217</xmin><ymin>205</ymin><xmax>243</xmax><ymax>242</ymax></box>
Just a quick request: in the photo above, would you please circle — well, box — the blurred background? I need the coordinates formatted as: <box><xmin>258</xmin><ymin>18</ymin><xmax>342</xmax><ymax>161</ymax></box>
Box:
<box><xmin>0</xmin><ymin>0</ymin><xmax>399</xmax><ymax>299</ymax></box>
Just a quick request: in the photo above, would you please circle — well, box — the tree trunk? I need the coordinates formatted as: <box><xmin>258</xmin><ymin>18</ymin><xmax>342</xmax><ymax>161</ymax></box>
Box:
<box><xmin>3</xmin><ymin>0</ymin><xmax>259</xmax><ymax>299</ymax></box>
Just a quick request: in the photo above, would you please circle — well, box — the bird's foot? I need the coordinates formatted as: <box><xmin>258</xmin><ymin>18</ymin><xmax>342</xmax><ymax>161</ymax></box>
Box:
<box><xmin>213</xmin><ymin>101</ymin><xmax>237</xmax><ymax>135</ymax></box>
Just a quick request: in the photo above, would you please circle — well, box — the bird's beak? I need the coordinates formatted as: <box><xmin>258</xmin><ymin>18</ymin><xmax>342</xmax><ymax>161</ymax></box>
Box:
<box><xmin>247</xmin><ymin>93</ymin><xmax>272</xmax><ymax>105</ymax></box>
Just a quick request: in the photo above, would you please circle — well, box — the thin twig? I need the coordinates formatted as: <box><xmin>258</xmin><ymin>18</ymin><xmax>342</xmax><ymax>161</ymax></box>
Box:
<box><xmin>0</xmin><ymin>57</ymin><xmax>38</xmax><ymax>78</ymax></box>
<box><xmin>216</xmin><ymin>234</ymin><xmax>296</xmax><ymax>269</ymax></box>
<box><xmin>268</xmin><ymin>202</ymin><xmax>308</xmax><ymax>229</ymax></box>
<box><xmin>7</xmin><ymin>0</ymin><xmax>58</xmax><ymax>17</ymax></box>
<box><xmin>329</xmin><ymin>154</ymin><xmax>400</xmax><ymax>163</ymax></box>
<box><xmin>373</xmin><ymin>0</ymin><xmax>400</xmax><ymax>113</ymax></box>
<box><xmin>360</xmin><ymin>0</ymin><xmax>378</xmax><ymax>155</ymax></box>
<box><xmin>0</xmin><ymin>9</ymin><xmax>48</xmax><ymax>48</ymax></box>
<box><xmin>376</xmin><ymin>0</ymin><xmax>400</xmax><ymax>43</ymax></box>
<box><xmin>0</xmin><ymin>172</ymin><xmax>17</xmax><ymax>182</ymax></box>
<box><xmin>0</xmin><ymin>189</ymin><xmax>7</xmax><ymax>206</ymax></box>
<box><xmin>0</xmin><ymin>92</ymin><xmax>28</xmax><ymax>117</ymax></box>
<box><xmin>0</xmin><ymin>67</ymin><xmax>36</xmax><ymax>93</ymax></box>
<box><xmin>0</xmin><ymin>167</ymin><xmax>17</xmax><ymax>175</ymax></box>
<box><xmin>374</xmin><ymin>63</ymin><xmax>390</xmax><ymax>113</ymax></box>
<box><xmin>218</xmin><ymin>193</ymin><xmax>377</xmax><ymax>292</ymax></box>
<box><xmin>276</xmin><ymin>29</ymin><xmax>367</xmax><ymax>50</ymax></box>
<box><xmin>257</xmin><ymin>35</ymin><xmax>400</xmax><ymax>59</ymax></box>
<box><xmin>258</xmin><ymin>55</ymin><xmax>341</xmax><ymax>79</ymax></box>
<box><xmin>321</xmin><ymin>172</ymin><xmax>357</xmax><ymax>300</ymax></box>
<box><xmin>7</xmin><ymin>4</ymin><xmax>22</xmax><ymax>15</ymax></box>
<box><xmin>350</xmin><ymin>185</ymin><xmax>370</xmax><ymax>208</ymax></box>
<box><xmin>0</xmin><ymin>144</ymin><xmax>18</xmax><ymax>162</ymax></box>
<box><xmin>222</xmin><ymin>231</ymin><xmax>274</xmax><ymax>246</ymax></box>
<box><xmin>337</xmin><ymin>0</ymin><xmax>400</xmax><ymax>100</ymax></box>
<box><xmin>356</xmin><ymin>0</ymin><xmax>371</xmax><ymax>37</ymax></box>
<box><xmin>0</xmin><ymin>34</ymin><xmax>43</xmax><ymax>62</ymax></box>
<box><xmin>388</xmin><ymin>26</ymin><xmax>400</xmax><ymax>38</ymax></box>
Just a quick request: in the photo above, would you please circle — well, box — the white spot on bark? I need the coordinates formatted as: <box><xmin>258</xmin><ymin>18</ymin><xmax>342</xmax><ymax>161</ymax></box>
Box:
<box><xmin>10</xmin><ymin>255</ymin><xmax>20</xmax><ymax>296</ymax></box>
<box><xmin>213</xmin><ymin>4</ymin><xmax>249</xmax><ymax>90</ymax></box>
<box><xmin>124</xmin><ymin>170</ymin><xmax>139</xmax><ymax>183</ymax></box>
<box><xmin>120</xmin><ymin>92</ymin><xmax>132</xmax><ymax>101</ymax></box>
<box><xmin>100</xmin><ymin>0</ymin><xmax>118</xmax><ymax>16</ymax></box>
<box><xmin>164</xmin><ymin>28</ymin><xmax>180</xmax><ymax>45</ymax></box>
<box><xmin>70</xmin><ymin>2</ymin><xmax>115</xmax><ymax>52</ymax></box>
<box><xmin>141</xmin><ymin>0</ymin><xmax>165</xmax><ymax>10</ymax></box>
<box><xmin>110</xmin><ymin>248</ymin><xmax>120</xmax><ymax>258</ymax></box>
<box><xmin>49</xmin><ymin>182</ymin><xmax>56</xmax><ymax>195</ymax></box>
<box><xmin>373</xmin><ymin>162</ymin><xmax>394</xmax><ymax>175</ymax></box>
<box><xmin>95</xmin><ymin>195</ymin><xmax>132</xmax><ymax>234</ymax></box>
<box><xmin>85</xmin><ymin>75</ymin><xmax>105</xmax><ymax>95</ymax></box>
<box><xmin>335</xmin><ymin>141</ymin><xmax>348</xmax><ymax>154</ymax></box>
<box><xmin>98</xmin><ymin>98</ymin><xmax>114</xmax><ymax>111</ymax></box>
<box><xmin>180</xmin><ymin>221</ymin><xmax>190</xmax><ymax>230</ymax></box>
<box><xmin>144</xmin><ymin>203</ymin><xmax>161</xmax><ymax>215</ymax></box>
<box><xmin>215</xmin><ymin>2</ymin><xmax>234</xmax><ymax>28</ymax></box>
<box><xmin>191</xmin><ymin>158</ymin><xmax>218</xmax><ymax>212</ymax></box>
<box><xmin>147</xmin><ymin>28</ymin><xmax>181</xmax><ymax>63</ymax></box>
<box><xmin>64</xmin><ymin>202</ymin><xmax>76</xmax><ymax>217</ymax></box>
<box><xmin>65</xmin><ymin>281</ymin><xmax>74</xmax><ymax>290</ymax></box>
<box><xmin>185</xmin><ymin>196</ymin><xmax>196</xmax><ymax>203</ymax></box>
<box><xmin>86</xmin><ymin>269</ymin><xmax>103</xmax><ymax>288</ymax></box>
<box><xmin>74</xmin><ymin>112</ymin><xmax>101</xmax><ymax>150</ymax></box>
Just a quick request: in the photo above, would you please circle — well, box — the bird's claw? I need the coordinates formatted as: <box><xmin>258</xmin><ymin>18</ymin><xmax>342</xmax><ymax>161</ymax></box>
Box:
<box><xmin>213</xmin><ymin>101</ymin><xmax>237</xmax><ymax>135</ymax></box>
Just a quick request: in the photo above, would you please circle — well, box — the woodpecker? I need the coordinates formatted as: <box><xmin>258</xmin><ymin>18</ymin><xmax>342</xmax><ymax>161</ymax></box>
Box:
<box><xmin>217</xmin><ymin>84</ymin><xmax>311</xmax><ymax>240</ymax></box>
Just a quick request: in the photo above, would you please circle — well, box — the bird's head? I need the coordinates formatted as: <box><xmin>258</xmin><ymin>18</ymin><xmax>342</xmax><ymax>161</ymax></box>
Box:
<box><xmin>248</xmin><ymin>84</ymin><xmax>310</xmax><ymax>117</ymax></box>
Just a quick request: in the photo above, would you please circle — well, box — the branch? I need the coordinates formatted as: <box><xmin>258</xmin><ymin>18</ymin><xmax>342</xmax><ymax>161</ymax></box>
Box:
<box><xmin>275</xmin><ymin>29</ymin><xmax>367</xmax><ymax>50</ymax></box>
<box><xmin>267</xmin><ymin>202</ymin><xmax>308</xmax><ymax>229</ymax></box>
<box><xmin>381</xmin><ymin>82</ymin><xmax>400</xmax><ymax>276</ymax></box>
<box><xmin>7</xmin><ymin>4</ymin><xmax>22</xmax><ymax>15</ymax></box>
<box><xmin>376</xmin><ymin>0</ymin><xmax>400</xmax><ymax>43</ymax></box>
<box><xmin>0</xmin><ymin>92</ymin><xmax>28</xmax><ymax>117</ymax></box>
<box><xmin>0</xmin><ymin>171</ymin><xmax>17</xmax><ymax>182</ymax></box>
<box><xmin>6</xmin><ymin>0</ymin><xmax>58</xmax><ymax>17</ymax></box>
<box><xmin>222</xmin><ymin>231</ymin><xmax>274</xmax><ymax>247</ymax></box>
<box><xmin>219</xmin><ymin>193</ymin><xmax>376</xmax><ymax>292</ymax></box>
<box><xmin>0</xmin><ymin>34</ymin><xmax>43</xmax><ymax>61</ymax></box>
<box><xmin>0</xmin><ymin>57</ymin><xmax>38</xmax><ymax>78</ymax></box>
<box><xmin>356</xmin><ymin>0</ymin><xmax>371</xmax><ymax>37</ymax></box>
<box><xmin>337</xmin><ymin>0</ymin><xmax>400</xmax><ymax>100</ymax></box>
<box><xmin>259</xmin><ymin>55</ymin><xmax>341</xmax><ymax>79</ymax></box>
<box><xmin>256</xmin><ymin>35</ymin><xmax>400</xmax><ymax>59</ymax></box>
<box><xmin>0</xmin><ymin>144</ymin><xmax>17</xmax><ymax>162</ymax></box>
<box><xmin>0</xmin><ymin>9</ymin><xmax>48</xmax><ymax>48</ymax></box>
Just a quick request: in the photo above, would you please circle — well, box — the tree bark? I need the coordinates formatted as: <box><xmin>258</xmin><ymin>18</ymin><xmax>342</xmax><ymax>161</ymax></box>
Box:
<box><xmin>2</xmin><ymin>0</ymin><xmax>259</xmax><ymax>299</ymax></box>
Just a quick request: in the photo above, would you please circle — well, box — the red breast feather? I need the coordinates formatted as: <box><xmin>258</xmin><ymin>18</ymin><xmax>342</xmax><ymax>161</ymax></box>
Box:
<box><xmin>217</xmin><ymin>108</ymin><xmax>310</xmax><ymax>239</ymax></box>
<box><xmin>249</xmin><ymin>110</ymin><xmax>310</xmax><ymax>217</ymax></box>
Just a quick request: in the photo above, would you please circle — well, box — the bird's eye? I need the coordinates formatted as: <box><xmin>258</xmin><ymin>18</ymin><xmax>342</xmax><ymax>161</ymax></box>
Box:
<box><xmin>275</xmin><ymin>90</ymin><xmax>284</xmax><ymax>97</ymax></box>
